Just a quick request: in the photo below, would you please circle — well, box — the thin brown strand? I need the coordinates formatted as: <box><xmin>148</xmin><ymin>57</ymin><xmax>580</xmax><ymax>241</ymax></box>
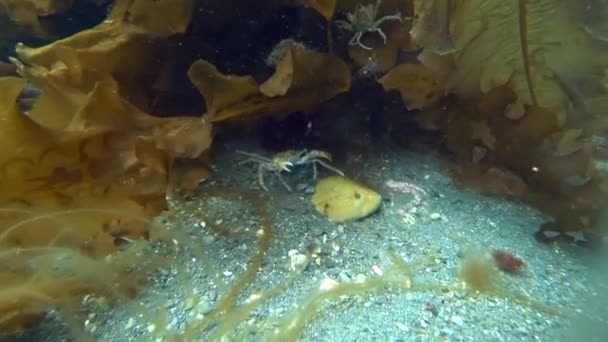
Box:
<box><xmin>518</xmin><ymin>0</ymin><xmax>538</xmax><ymax>106</ymax></box>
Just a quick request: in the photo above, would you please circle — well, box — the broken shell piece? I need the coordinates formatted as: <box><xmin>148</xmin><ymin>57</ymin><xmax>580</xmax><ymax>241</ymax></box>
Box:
<box><xmin>288</xmin><ymin>250</ymin><xmax>309</xmax><ymax>271</ymax></box>
<box><xmin>371</xmin><ymin>265</ymin><xmax>383</xmax><ymax>276</ymax></box>
<box><xmin>311</xmin><ymin>176</ymin><xmax>382</xmax><ymax>222</ymax></box>
<box><xmin>319</xmin><ymin>278</ymin><xmax>339</xmax><ymax>291</ymax></box>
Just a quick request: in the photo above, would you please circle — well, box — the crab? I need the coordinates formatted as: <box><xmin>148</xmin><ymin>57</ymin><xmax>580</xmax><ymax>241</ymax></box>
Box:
<box><xmin>237</xmin><ymin>149</ymin><xmax>344</xmax><ymax>191</ymax></box>
<box><xmin>335</xmin><ymin>0</ymin><xmax>404</xmax><ymax>50</ymax></box>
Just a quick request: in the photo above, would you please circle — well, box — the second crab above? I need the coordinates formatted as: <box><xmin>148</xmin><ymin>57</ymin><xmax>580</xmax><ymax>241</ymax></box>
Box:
<box><xmin>236</xmin><ymin>149</ymin><xmax>344</xmax><ymax>192</ymax></box>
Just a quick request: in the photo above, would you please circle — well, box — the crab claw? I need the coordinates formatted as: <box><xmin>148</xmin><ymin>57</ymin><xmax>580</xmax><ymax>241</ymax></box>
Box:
<box><xmin>280</xmin><ymin>161</ymin><xmax>294</xmax><ymax>172</ymax></box>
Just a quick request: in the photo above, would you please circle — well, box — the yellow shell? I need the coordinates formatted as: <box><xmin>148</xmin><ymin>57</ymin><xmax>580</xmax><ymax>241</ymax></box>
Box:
<box><xmin>311</xmin><ymin>176</ymin><xmax>382</xmax><ymax>222</ymax></box>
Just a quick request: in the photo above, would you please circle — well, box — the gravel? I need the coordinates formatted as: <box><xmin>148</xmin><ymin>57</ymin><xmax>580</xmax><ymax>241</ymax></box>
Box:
<box><xmin>12</xmin><ymin>135</ymin><xmax>607</xmax><ymax>342</ymax></box>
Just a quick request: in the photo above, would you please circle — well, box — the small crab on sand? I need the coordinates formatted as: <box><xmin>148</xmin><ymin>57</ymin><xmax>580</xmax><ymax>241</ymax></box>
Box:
<box><xmin>335</xmin><ymin>0</ymin><xmax>404</xmax><ymax>50</ymax></box>
<box><xmin>237</xmin><ymin>149</ymin><xmax>344</xmax><ymax>192</ymax></box>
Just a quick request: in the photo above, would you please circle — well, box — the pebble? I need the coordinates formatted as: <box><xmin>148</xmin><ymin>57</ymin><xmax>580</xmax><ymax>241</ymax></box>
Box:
<box><xmin>184</xmin><ymin>296</ymin><xmax>196</xmax><ymax>311</ymax></box>
<box><xmin>430</xmin><ymin>213</ymin><xmax>442</xmax><ymax>220</ymax></box>
<box><xmin>395</xmin><ymin>322</ymin><xmax>409</xmax><ymax>331</ymax></box>
<box><xmin>451</xmin><ymin>315</ymin><xmax>464</xmax><ymax>327</ymax></box>
<box><xmin>514</xmin><ymin>326</ymin><xmax>529</xmax><ymax>336</ymax></box>
<box><xmin>167</xmin><ymin>316</ymin><xmax>178</xmax><ymax>330</ymax></box>
<box><xmin>355</xmin><ymin>273</ymin><xmax>367</xmax><ymax>284</ymax></box>
<box><xmin>289</xmin><ymin>250</ymin><xmax>309</xmax><ymax>271</ymax></box>
<box><xmin>197</xmin><ymin>300</ymin><xmax>213</xmax><ymax>315</ymax></box>
<box><xmin>125</xmin><ymin>317</ymin><xmax>135</xmax><ymax>330</ymax></box>
<box><xmin>338</xmin><ymin>270</ymin><xmax>351</xmax><ymax>283</ymax></box>
<box><xmin>440</xmin><ymin>328</ymin><xmax>454</xmax><ymax>336</ymax></box>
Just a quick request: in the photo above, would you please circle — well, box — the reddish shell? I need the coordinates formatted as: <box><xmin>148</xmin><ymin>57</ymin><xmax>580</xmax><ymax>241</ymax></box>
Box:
<box><xmin>492</xmin><ymin>249</ymin><xmax>525</xmax><ymax>273</ymax></box>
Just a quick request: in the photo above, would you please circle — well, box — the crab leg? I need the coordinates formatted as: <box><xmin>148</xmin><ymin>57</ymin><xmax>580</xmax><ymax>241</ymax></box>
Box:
<box><xmin>374</xmin><ymin>13</ymin><xmax>403</xmax><ymax>26</ymax></box>
<box><xmin>335</xmin><ymin>20</ymin><xmax>353</xmax><ymax>31</ymax></box>
<box><xmin>237</xmin><ymin>150</ymin><xmax>273</xmax><ymax>164</ymax></box>
<box><xmin>373</xmin><ymin>27</ymin><xmax>388</xmax><ymax>44</ymax></box>
<box><xmin>258</xmin><ymin>164</ymin><xmax>269</xmax><ymax>192</ymax></box>
<box><xmin>314</xmin><ymin>160</ymin><xmax>345</xmax><ymax>177</ymax></box>
<box><xmin>354</xmin><ymin>33</ymin><xmax>373</xmax><ymax>50</ymax></box>
<box><xmin>275</xmin><ymin>172</ymin><xmax>293</xmax><ymax>192</ymax></box>
<box><xmin>348</xmin><ymin>33</ymin><xmax>360</xmax><ymax>46</ymax></box>
<box><xmin>239</xmin><ymin>157</ymin><xmax>259</xmax><ymax>166</ymax></box>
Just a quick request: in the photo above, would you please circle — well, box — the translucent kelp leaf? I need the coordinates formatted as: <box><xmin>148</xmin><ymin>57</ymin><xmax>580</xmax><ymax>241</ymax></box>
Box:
<box><xmin>188</xmin><ymin>45</ymin><xmax>351</xmax><ymax>122</ymax></box>
<box><xmin>470</xmin><ymin>121</ymin><xmax>496</xmax><ymax>150</ymax></box>
<box><xmin>11</xmin><ymin>0</ymin><xmax>196</xmax><ymax>98</ymax></box>
<box><xmin>0</xmin><ymin>0</ymin><xmax>107</xmax><ymax>36</ymax></box>
<box><xmin>126</xmin><ymin>0</ymin><xmax>196</xmax><ymax>35</ymax></box>
<box><xmin>410</xmin><ymin>0</ymin><xmax>457</xmax><ymax>55</ymax></box>
<box><xmin>414</xmin><ymin>0</ymin><xmax>608</xmax><ymax>121</ymax></box>
<box><xmin>452</xmin><ymin>165</ymin><xmax>527</xmax><ymax>198</ymax></box>
<box><xmin>378</xmin><ymin>63</ymin><xmax>444</xmax><ymax>109</ymax></box>
<box><xmin>0</xmin><ymin>74</ymin><xmax>209</xmax><ymax>332</ymax></box>
<box><xmin>579</xmin><ymin>0</ymin><xmax>608</xmax><ymax>42</ymax></box>
<box><xmin>0</xmin><ymin>77</ymin><xmax>144</xmax><ymax>330</ymax></box>
<box><xmin>298</xmin><ymin>0</ymin><xmax>336</xmax><ymax>20</ymax></box>
<box><xmin>11</xmin><ymin>55</ymin><xmax>213</xmax><ymax>160</ymax></box>
<box><xmin>0</xmin><ymin>0</ymin><xmax>70</xmax><ymax>35</ymax></box>
<box><xmin>540</xmin><ymin>129</ymin><xmax>584</xmax><ymax>157</ymax></box>
<box><xmin>0</xmin><ymin>1</ymin><xmax>210</xmax><ymax>332</ymax></box>
<box><xmin>408</xmin><ymin>0</ymin><xmax>608</xmax><ymax>238</ymax></box>
<box><xmin>187</xmin><ymin>60</ymin><xmax>260</xmax><ymax>117</ymax></box>
<box><xmin>0</xmin><ymin>74</ymin><xmax>211</xmax><ymax>226</ymax></box>
<box><xmin>14</xmin><ymin>24</ymin><xmax>161</xmax><ymax>91</ymax></box>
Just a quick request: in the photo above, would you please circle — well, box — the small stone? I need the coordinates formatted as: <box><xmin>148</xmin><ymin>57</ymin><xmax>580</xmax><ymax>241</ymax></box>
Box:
<box><xmin>125</xmin><ymin>317</ymin><xmax>135</xmax><ymax>330</ymax></box>
<box><xmin>430</xmin><ymin>213</ymin><xmax>442</xmax><ymax>221</ymax></box>
<box><xmin>84</xmin><ymin>319</ymin><xmax>97</xmax><ymax>333</ymax></box>
<box><xmin>296</xmin><ymin>183</ymin><xmax>309</xmax><ymax>192</ymax></box>
<box><xmin>451</xmin><ymin>315</ymin><xmax>464</xmax><ymax>327</ymax></box>
<box><xmin>338</xmin><ymin>270</ymin><xmax>351</xmax><ymax>283</ymax></box>
<box><xmin>440</xmin><ymin>328</ymin><xmax>454</xmax><ymax>336</ymax></box>
<box><xmin>304</xmin><ymin>185</ymin><xmax>315</xmax><ymax>194</ymax></box>
<box><xmin>184</xmin><ymin>296</ymin><xmax>196</xmax><ymax>311</ymax></box>
<box><xmin>319</xmin><ymin>278</ymin><xmax>339</xmax><ymax>291</ymax></box>
<box><xmin>167</xmin><ymin>316</ymin><xmax>178</xmax><ymax>330</ymax></box>
<box><xmin>514</xmin><ymin>327</ymin><xmax>529</xmax><ymax>336</ymax></box>
<box><xmin>197</xmin><ymin>300</ymin><xmax>213</xmax><ymax>315</ymax></box>
<box><xmin>395</xmin><ymin>322</ymin><xmax>409</xmax><ymax>332</ymax></box>
<box><xmin>289</xmin><ymin>250</ymin><xmax>308</xmax><ymax>271</ymax></box>
<box><xmin>164</xmin><ymin>299</ymin><xmax>175</xmax><ymax>309</ymax></box>
<box><xmin>354</xmin><ymin>273</ymin><xmax>367</xmax><ymax>283</ymax></box>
